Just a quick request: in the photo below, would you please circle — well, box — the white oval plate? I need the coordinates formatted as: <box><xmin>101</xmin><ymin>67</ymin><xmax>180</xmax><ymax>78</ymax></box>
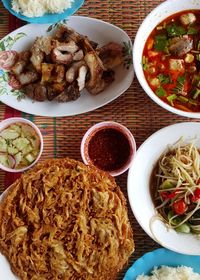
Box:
<box><xmin>0</xmin><ymin>16</ymin><xmax>133</xmax><ymax>117</ymax></box>
<box><xmin>128</xmin><ymin>122</ymin><xmax>200</xmax><ymax>255</ymax></box>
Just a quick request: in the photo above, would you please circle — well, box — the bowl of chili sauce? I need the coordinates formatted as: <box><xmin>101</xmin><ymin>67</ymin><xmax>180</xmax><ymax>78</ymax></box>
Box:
<box><xmin>81</xmin><ymin>121</ymin><xmax>136</xmax><ymax>176</ymax></box>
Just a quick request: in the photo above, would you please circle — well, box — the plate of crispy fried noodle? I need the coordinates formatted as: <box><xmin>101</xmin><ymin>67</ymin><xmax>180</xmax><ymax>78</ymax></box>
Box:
<box><xmin>0</xmin><ymin>158</ymin><xmax>134</xmax><ymax>280</ymax></box>
<box><xmin>0</xmin><ymin>16</ymin><xmax>133</xmax><ymax>117</ymax></box>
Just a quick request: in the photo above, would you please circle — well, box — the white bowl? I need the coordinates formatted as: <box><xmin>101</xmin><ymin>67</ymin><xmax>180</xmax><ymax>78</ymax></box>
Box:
<box><xmin>128</xmin><ymin>122</ymin><xmax>200</xmax><ymax>255</ymax></box>
<box><xmin>81</xmin><ymin>121</ymin><xmax>136</xmax><ymax>177</ymax></box>
<box><xmin>133</xmin><ymin>0</ymin><xmax>200</xmax><ymax>118</ymax></box>
<box><xmin>0</xmin><ymin>117</ymin><xmax>43</xmax><ymax>173</ymax></box>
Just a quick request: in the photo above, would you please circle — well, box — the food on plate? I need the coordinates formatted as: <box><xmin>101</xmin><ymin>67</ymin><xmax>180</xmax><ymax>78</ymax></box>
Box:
<box><xmin>136</xmin><ymin>265</ymin><xmax>200</xmax><ymax>280</ymax></box>
<box><xmin>151</xmin><ymin>140</ymin><xmax>200</xmax><ymax>235</ymax></box>
<box><xmin>12</xmin><ymin>0</ymin><xmax>74</xmax><ymax>18</ymax></box>
<box><xmin>0</xmin><ymin>158</ymin><xmax>134</xmax><ymax>280</ymax></box>
<box><xmin>0</xmin><ymin>122</ymin><xmax>40</xmax><ymax>169</ymax></box>
<box><xmin>143</xmin><ymin>10</ymin><xmax>200</xmax><ymax>112</ymax></box>
<box><xmin>87</xmin><ymin>128</ymin><xmax>131</xmax><ymax>172</ymax></box>
<box><xmin>0</xmin><ymin>25</ymin><xmax>124</xmax><ymax>102</ymax></box>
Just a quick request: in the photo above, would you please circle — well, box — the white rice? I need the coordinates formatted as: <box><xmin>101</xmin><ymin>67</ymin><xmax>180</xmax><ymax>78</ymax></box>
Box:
<box><xmin>12</xmin><ymin>0</ymin><xmax>74</xmax><ymax>17</ymax></box>
<box><xmin>137</xmin><ymin>266</ymin><xmax>200</xmax><ymax>280</ymax></box>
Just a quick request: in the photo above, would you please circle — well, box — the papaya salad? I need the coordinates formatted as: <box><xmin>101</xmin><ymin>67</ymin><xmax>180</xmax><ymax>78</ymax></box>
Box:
<box><xmin>151</xmin><ymin>140</ymin><xmax>200</xmax><ymax>235</ymax></box>
<box><xmin>143</xmin><ymin>10</ymin><xmax>200</xmax><ymax>112</ymax></box>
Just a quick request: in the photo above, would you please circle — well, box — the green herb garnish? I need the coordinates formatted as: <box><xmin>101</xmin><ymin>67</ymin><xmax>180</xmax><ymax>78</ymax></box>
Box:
<box><xmin>142</xmin><ymin>56</ymin><xmax>148</xmax><ymax>70</ymax></box>
<box><xmin>158</xmin><ymin>74</ymin><xmax>171</xmax><ymax>85</ymax></box>
<box><xmin>154</xmin><ymin>34</ymin><xmax>168</xmax><ymax>51</ymax></box>
<box><xmin>192</xmin><ymin>88</ymin><xmax>200</xmax><ymax>100</ymax></box>
<box><xmin>173</xmin><ymin>75</ymin><xmax>186</xmax><ymax>95</ymax></box>
<box><xmin>167</xmin><ymin>94</ymin><xmax>177</xmax><ymax>105</ymax></box>
<box><xmin>166</xmin><ymin>23</ymin><xmax>186</xmax><ymax>37</ymax></box>
<box><xmin>187</xmin><ymin>26</ymin><xmax>198</xmax><ymax>35</ymax></box>
<box><xmin>177</xmin><ymin>96</ymin><xmax>188</xmax><ymax>103</ymax></box>
<box><xmin>156</xmin><ymin>86</ymin><xmax>166</xmax><ymax>97</ymax></box>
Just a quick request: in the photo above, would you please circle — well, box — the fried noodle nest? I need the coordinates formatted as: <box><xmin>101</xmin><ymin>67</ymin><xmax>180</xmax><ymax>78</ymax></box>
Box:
<box><xmin>0</xmin><ymin>158</ymin><xmax>134</xmax><ymax>280</ymax></box>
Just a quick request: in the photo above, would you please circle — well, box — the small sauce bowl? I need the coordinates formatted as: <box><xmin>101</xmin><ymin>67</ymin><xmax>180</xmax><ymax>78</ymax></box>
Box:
<box><xmin>0</xmin><ymin>117</ymin><xmax>43</xmax><ymax>173</ymax></box>
<box><xmin>81</xmin><ymin>121</ymin><xmax>136</xmax><ymax>176</ymax></box>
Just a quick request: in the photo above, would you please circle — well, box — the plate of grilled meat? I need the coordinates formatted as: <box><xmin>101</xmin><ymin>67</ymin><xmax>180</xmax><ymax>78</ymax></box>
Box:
<box><xmin>0</xmin><ymin>16</ymin><xmax>133</xmax><ymax>117</ymax></box>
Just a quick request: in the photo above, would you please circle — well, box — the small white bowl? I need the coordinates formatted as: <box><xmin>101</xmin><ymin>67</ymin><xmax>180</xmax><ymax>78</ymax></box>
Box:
<box><xmin>81</xmin><ymin>121</ymin><xmax>136</xmax><ymax>177</ymax></box>
<box><xmin>0</xmin><ymin>117</ymin><xmax>43</xmax><ymax>173</ymax></box>
<box><xmin>133</xmin><ymin>0</ymin><xmax>200</xmax><ymax>118</ymax></box>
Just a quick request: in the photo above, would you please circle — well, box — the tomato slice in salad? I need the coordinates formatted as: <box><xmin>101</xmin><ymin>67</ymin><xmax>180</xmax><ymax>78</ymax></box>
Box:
<box><xmin>173</xmin><ymin>199</ymin><xmax>187</xmax><ymax>215</ymax></box>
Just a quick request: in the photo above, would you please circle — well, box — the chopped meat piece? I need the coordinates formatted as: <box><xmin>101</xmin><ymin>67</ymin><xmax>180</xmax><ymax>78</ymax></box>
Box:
<box><xmin>77</xmin><ymin>65</ymin><xmax>88</xmax><ymax>91</ymax></box>
<box><xmin>8</xmin><ymin>74</ymin><xmax>22</xmax><ymax>90</ymax></box>
<box><xmin>51</xmin><ymin>48</ymin><xmax>73</xmax><ymax>65</ymax></box>
<box><xmin>24</xmin><ymin>84</ymin><xmax>47</xmax><ymax>102</ymax></box>
<box><xmin>41</xmin><ymin>63</ymin><xmax>54</xmax><ymax>83</ymax></box>
<box><xmin>52</xmin><ymin>40</ymin><xmax>79</xmax><ymax>53</ymax></box>
<box><xmin>11</xmin><ymin>51</ymin><xmax>30</xmax><ymax>75</ymax></box>
<box><xmin>55</xmin><ymin>25</ymin><xmax>82</xmax><ymax>43</ymax></box>
<box><xmin>17</xmin><ymin>71</ymin><xmax>39</xmax><ymax>86</ymax></box>
<box><xmin>55</xmin><ymin>82</ymin><xmax>80</xmax><ymax>102</ymax></box>
<box><xmin>65</xmin><ymin>61</ymin><xmax>85</xmax><ymax>83</ymax></box>
<box><xmin>30</xmin><ymin>36</ymin><xmax>52</xmax><ymax>72</ymax></box>
<box><xmin>73</xmin><ymin>49</ymin><xmax>84</xmax><ymax>61</ymax></box>
<box><xmin>169</xmin><ymin>36</ymin><xmax>193</xmax><ymax>57</ymax></box>
<box><xmin>84</xmin><ymin>52</ymin><xmax>106</xmax><ymax>95</ymax></box>
<box><xmin>41</xmin><ymin>63</ymin><xmax>65</xmax><ymax>84</ymax></box>
<box><xmin>54</xmin><ymin>65</ymin><xmax>65</xmax><ymax>83</ymax></box>
<box><xmin>98</xmin><ymin>42</ymin><xmax>123</xmax><ymax>68</ymax></box>
<box><xmin>102</xmin><ymin>69</ymin><xmax>115</xmax><ymax>84</ymax></box>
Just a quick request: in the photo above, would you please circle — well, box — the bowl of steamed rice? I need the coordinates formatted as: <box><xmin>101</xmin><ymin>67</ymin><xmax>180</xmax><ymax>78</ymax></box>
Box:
<box><xmin>1</xmin><ymin>0</ymin><xmax>85</xmax><ymax>23</ymax></box>
<box><xmin>124</xmin><ymin>248</ymin><xmax>200</xmax><ymax>280</ymax></box>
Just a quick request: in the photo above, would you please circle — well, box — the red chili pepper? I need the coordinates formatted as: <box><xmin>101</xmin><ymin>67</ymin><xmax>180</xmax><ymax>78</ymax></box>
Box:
<box><xmin>190</xmin><ymin>188</ymin><xmax>200</xmax><ymax>202</ymax></box>
<box><xmin>173</xmin><ymin>200</ymin><xmax>187</xmax><ymax>215</ymax></box>
<box><xmin>160</xmin><ymin>190</ymin><xmax>178</xmax><ymax>200</ymax></box>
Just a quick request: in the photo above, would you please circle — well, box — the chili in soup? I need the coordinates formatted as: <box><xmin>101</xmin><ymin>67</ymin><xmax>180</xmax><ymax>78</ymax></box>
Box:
<box><xmin>143</xmin><ymin>10</ymin><xmax>200</xmax><ymax>112</ymax></box>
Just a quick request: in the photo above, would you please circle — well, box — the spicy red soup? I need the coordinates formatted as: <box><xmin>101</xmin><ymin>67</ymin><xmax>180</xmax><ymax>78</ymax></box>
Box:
<box><xmin>143</xmin><ymin>10</ymin><xmax>200</xmax><ymax>112</ymax></box>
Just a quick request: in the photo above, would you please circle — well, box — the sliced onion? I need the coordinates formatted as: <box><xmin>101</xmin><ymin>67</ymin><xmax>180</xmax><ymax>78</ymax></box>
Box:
<box><xmin>0</xmin><ymin>51</ymin><xmax>18</xmax><ymax>70</ymax></box>
<box><xmin>7</xmin><ymin>155</ymin><xmax>16</xmax><ymax>169</ymax></box>
<box><xmin>0</xmin><ymin>153</ymin><xmax>15</xmax><ymax>169</ymax></box>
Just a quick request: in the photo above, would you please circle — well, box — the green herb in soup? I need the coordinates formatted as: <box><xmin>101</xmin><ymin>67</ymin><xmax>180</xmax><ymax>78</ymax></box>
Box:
<box><xmin>143</xmin><ymin>10</ymin><xmax>200</xmax><ymax>112</ymax></box>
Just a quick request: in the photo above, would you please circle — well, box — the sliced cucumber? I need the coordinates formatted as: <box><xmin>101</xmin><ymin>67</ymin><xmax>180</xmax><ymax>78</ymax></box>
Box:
<box><xmin>161</xmin><ymin>179</ymin><xmax>175</xmax><ymax>189</ymax></box>
<box><xmin>0</xmin><ymin>129</ymin><xmax>19</xmax><ymax>140</ymax></box>
<box><xmin>22</xmin><ymin>144</ymin><xmax>33</xmax><ymax>155</ymax></box>
<box><xmin>0</xmin><ymin>137</ymin><xmax>7</xmax><ymax>152</ymax></box>
<box><xmin>30</xmin><ymin>136</ymin><xmax>40</xmax><ymax>150</ymax></box>
<box><xmin>0</xmin><ymin>154</ymin><xmax>15</xmax><ymax>168</ymax></box>
<box><xmin>9</xmin><ymin>124</ymin><xmax>22</xmax><ymax>134</ymax></box>
<box><xmin>13</xmin><ymin>137</ymin><xmax>30</xmax><ymax>151</ymax></box>
<box><xmin>7</xmin><ymin>145</ymin><xmax>19</xmax><ymax>155</ymax></box>
<box><xmin>14</xmin><ymin>152</ymin><xmax>22</xmax><ymax>167</ymax></box>
<box><xmin>21</xmin><ymin>124</ymin><xmax>36</xmax><ymax>138</ymax></box>
<box><xmin>175</xmin><ymin>223</ymin><xmax>191</xmax><ymax>234</ymax></box>
<box><xmin>25</xmin><ymin>153</ymin><xmax>35</xmax><ymax>163</ymax></box>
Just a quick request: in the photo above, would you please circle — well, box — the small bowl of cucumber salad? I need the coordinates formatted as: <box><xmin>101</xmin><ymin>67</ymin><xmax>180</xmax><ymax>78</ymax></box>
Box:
<box><xmin>0</xmin><ymin>117</ymin><xmax>43</xmax><ymax>172</ymax></box>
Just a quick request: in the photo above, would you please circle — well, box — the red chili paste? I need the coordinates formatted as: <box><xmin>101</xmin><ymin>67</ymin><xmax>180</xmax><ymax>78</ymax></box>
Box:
<box><xmin>88</xmin><ymin>128</ymin><xmax>130</xmax><ymax>171</ymax></box>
